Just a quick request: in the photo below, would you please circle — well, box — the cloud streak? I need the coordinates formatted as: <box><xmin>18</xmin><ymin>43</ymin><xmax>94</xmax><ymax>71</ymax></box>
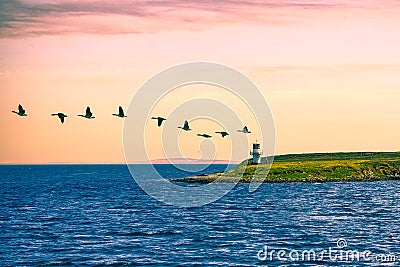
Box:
<box><xmin>1</xmin><ymin>0</ymin><xmax>398</xmax><ymax>37</ymax></box>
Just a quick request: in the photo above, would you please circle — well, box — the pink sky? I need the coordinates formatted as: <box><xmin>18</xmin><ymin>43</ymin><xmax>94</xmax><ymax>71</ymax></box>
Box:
<box><xmin>1</xmin><ymin>0</ymin><xmax>400</xmax><ymax>163</ymax></box>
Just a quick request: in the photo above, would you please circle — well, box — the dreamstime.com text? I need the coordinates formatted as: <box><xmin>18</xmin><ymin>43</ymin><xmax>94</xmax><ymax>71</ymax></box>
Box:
<box><xmin>257</xmin><ymin>238</ymin><xmax>397</xmax><ymax>264</ymax></box>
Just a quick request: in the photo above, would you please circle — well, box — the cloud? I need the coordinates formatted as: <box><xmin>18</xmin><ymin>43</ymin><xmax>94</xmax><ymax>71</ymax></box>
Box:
<box><xmin>0</xmin><ymin>0</ymin><xmax>397</xmax><ymax>38</ymax></box>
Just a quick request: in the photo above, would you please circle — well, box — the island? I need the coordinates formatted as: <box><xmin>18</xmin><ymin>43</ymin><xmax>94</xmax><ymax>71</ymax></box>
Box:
<box><xmin>172</xmin><ymin>152</ymin><xmax>400</xmax><ymax>183</ymax></box>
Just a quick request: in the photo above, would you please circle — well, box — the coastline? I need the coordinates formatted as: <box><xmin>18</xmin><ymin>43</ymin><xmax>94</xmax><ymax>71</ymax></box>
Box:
<box><xmin>172</xmin><ymin>151</ymin><xmax>400</xmax><ymax>183</ymax></box>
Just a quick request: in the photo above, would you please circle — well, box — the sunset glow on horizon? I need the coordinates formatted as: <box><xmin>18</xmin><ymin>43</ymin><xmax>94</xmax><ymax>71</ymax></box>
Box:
<box><xmin>1</xmin><ymin>0</ymin><xmax>400</xmax><ymax>163</ymax></box>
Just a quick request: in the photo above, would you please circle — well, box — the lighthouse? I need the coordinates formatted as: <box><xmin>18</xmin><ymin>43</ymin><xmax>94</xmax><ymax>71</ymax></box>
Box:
<box><xmin>250</xmin><ymin>141</ymin><xmax>262</xmax><ymax>164</ymax></box>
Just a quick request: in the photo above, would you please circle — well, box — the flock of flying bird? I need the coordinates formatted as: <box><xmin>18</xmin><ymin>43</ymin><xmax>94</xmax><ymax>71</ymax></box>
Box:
<box><xmin>11</xmin><ymin>104</ymin><xmax>253</xmax><ymax>138</ymax></box>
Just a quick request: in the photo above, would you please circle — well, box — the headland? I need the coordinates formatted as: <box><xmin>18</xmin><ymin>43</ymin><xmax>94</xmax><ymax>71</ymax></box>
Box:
<box><xmin>173</xmin><ymin>152</ymin><xmax>400</xmax><ymax>183</ymax></box>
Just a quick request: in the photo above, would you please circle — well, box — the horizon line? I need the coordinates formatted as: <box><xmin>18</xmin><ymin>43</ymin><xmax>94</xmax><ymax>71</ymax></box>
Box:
<box><xmin>0</xmin><ymin>158</ymin><xmax>239</xmax><ymax>165</ymax></box>
<box><xmin>1</xmin><ymin>150</ymin><xmax>399</xmax><ymax>165</ymax></box>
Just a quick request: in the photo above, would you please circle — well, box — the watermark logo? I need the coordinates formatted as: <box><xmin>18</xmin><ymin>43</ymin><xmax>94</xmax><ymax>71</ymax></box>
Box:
<box><xmin>336</xmin><ymin>238</ymin><xmax>348</xmax><ymax>248</ymax></box>
<box><xmin>123</xmin><ymin>62</ymin><xmax>275</xmax><ymax>207</ymax></box>
<box><xmin>257</xmin><ymin>238</ymin><xmax>397</xmax><ymax>263</ymax></box>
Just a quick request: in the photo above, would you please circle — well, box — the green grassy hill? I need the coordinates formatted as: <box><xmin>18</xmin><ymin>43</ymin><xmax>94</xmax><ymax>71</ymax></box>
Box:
<box><xmin>175</xmin><ymin>152</ymin><xmax>400</xmax><ymax>183</ymax></box>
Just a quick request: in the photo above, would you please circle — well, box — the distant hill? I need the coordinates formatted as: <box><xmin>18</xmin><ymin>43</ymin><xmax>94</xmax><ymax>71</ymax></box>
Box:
<box><xmin>130</xmin><ymin>158</ymin><xmax>239</xmax><ymax>164</ymax></box>
<box><xmin>272</xmin><ymin>151</ymin><xmax>400</xmax><ymax>162</ymax></box>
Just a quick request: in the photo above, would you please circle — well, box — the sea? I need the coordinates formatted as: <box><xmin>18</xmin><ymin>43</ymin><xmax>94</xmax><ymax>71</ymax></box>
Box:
<box><xmin>1</xmin><ymin>164</ymin><xmax>399</xmax><ymax>266</ymax></box>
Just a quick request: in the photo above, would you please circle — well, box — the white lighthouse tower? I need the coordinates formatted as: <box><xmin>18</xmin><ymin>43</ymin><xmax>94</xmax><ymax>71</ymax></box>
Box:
<box><xmin>250</xmin><ymin>141</ymin><xmax>262</xmax><ymax>164</ymax></box>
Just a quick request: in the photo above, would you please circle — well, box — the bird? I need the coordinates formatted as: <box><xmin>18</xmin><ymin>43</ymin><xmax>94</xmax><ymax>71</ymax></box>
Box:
<box><xmin>78</xmin><ymin>106</ymin><xmax>95</xmax><ymax>119</ymax></box>
<box><xmin>12</xmin><ymin>104</ymin><xmax>27</xmax><ymax>116</ymax></box>
<box><xmin>197</xmin><ymin>133</ymin><xmax>212</xmax><ymax>138</ymax></box>
<box><xmin>112</xmin><ymin>106</ymin><xmax>127</xmax><ymax>118</ymax></box>
<box><xmin>237</xmin><ymin>126</ymin><xmax>251</xmax><ymax>133</ymax></box>
<box><xmin>151</xmin><ymin>116</ymin><xmax>166</xmax><ymax>127</ymax></box>
<box><xmin>51</xmin><ymin>113</ymin><xmax>68</xmax><ymax>124</ymax></box>
<box><xmin>215</xmin><ymin>131</ymin><xmax>229</xmax><ymax>138</ymax></box>
<box><xmin>177</xmin><ymin>120</ymin><xmax>191</xmax><ymax>131</ymax></box>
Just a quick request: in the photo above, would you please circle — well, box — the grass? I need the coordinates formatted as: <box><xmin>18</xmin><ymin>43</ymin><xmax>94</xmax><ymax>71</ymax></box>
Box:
<box><xmin>174</xmin><ymin>151</ymin><xmax>400</xmax><ymax>183</ymax></box>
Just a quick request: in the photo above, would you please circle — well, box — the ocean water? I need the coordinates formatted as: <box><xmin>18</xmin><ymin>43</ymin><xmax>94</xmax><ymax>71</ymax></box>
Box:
<box><xmin>1</xmin><ymin>164</ymin><xmax>399</xmax><ymax>266</ymax></box>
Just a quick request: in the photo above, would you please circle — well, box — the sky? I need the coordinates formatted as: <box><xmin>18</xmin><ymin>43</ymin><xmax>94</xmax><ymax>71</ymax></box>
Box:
<box><xmin>0</xmin><ymin>0</ymin><xmax>400</xmax><ymax>164</ymax></box>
